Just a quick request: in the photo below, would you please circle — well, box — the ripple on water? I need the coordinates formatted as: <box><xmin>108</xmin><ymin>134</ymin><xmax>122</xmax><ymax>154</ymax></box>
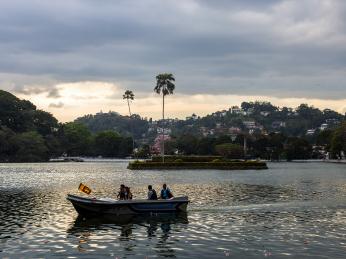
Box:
<box><xmin>1</xmin><ymin>161</ymin><xmax>346</xmax><ymax>258</ymax></box>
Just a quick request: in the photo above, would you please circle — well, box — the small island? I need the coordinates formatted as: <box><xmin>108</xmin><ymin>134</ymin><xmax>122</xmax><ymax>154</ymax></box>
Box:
<box><xmin>127</xmin><ymin>155</ymin><xmax>268</xmax><ymax>170</ymax></box>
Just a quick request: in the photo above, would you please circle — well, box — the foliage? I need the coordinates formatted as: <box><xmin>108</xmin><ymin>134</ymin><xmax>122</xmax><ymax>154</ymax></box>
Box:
<box><xmin>215</xmin><ymin>143</ymin><xmax>244</xmax><ymax>159</ymax></box>
<box><xmin>61</xmin><ymin>122</ymin><xmax>92</xmax><ymax>156</ymax></box>
<box><xmin>154</xmin><ymin>73</ymin><xmax>175</xmax><ymax>96</ymax></box>
<box><xmin>135</xmin><ymin>144</ymin><xmax>151</xmax><ymax>158</ymax></box>
<box><xmin>93</xmin><ymin>130</ymin><xmax>122</xmax><ymax>157</ymax></box>
<box><xmin>284</xmin><ymin>137</ymin><xmax>312</xmax><ymax>161</ymax></box>
<box><xmin>0</xmin><ymin>126</ymin><xmax>17</xmax><ymax>161</ymax></box>
<box><xmin>0</xmin><ymin>89</ymin><xmax>345</xmax><ymax>162</ymax></box>
<box><xmin>11</xmin><ymin>131</ymin><xmax>49</xmax><ymax>162</ymax></box>
<box><xmin>151</xmin><ymin>155</ymin><xmax>223</xmax><ymax>162</ymax></box>
<box><xmin>128</xmin><ymin>160</ymin><xmax>268</xmax><ymax>170</ymax></box>
<box><xmin>155</xmin><ymin>73</ymin><xmax>176</xmax><ymax>162</ymax></box>
<box><xmin>123</xmin><ymin>90</ymin><xmax>134</xmax><ymax>101</ymax></box>
<box><xmin>0</xmin><ymin>90</ymin><xmax>58</xmax><ymax>134</ymax></box>
<box><xmin>75</xmin><ymin>112</ymin><xmax>148</xmax><ymax>139</ymax></box>
<box><xmin>330</xmin><ymin>122</ymin><xmax>346</xmax><ymax>158</ymax></box>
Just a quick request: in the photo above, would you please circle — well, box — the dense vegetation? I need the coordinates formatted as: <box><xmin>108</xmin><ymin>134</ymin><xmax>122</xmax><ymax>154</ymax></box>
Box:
<box><xmin>0</xmin><ymin>90</ymin><xmax>133</xmax><ymax>162</ymax></box>
<box><xmin>75</xmin><ymin>112</ymin><xmax>148</xmax><ymax>139</ymax></box>
<box><xmin>0</xmin><ymin>90</ymin><xmax>345</xmax><ymax>162</ymax></box>
<box><xmin>162</xmin><ymin>127</ymin><xmax>346</xmax><ymax>160</ymax></box>
<box><xmin>128</xmin><ymin>157</ymin><xmax>268</xmax><ymax>170</ymax></box>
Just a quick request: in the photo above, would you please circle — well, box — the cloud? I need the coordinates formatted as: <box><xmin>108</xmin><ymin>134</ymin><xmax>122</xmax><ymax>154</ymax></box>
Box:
<box><xmin>0</xmin><ymin>0</ymin><xmax>345</xmax><ymax>104</ymax></box>
<box><xmin>16</xmin><ymin>80</ymin><xmax>346</xmax><ymax>122</ymax></box>
<box><xmin>12</xmin><ymin>85</ymin><xmax>48</xmax><ymax>95</ymax></box>
<box><xmin>48</xmin><ymin>102</ymin><xmax>64</xmax><ymax>108</ymax></box>
<box><xmin>47</xmin><ymin>88</ymin><xmax>61</xmax><ymax>98</ymax></box>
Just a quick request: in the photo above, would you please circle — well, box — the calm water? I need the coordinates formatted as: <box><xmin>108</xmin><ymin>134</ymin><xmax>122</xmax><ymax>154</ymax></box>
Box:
<box><xmin>1</xmin><ymin>161</ymin><xmax>346</xmax><ymax>258</ymax></box>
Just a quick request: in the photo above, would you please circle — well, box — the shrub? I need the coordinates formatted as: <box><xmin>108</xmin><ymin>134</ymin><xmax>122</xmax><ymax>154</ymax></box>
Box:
<box><xmin>215</xmin><ymin>143</ymin><xmax>244</xmax><ymax>159</ymax></box>
<box><xmin>127</xmin><ymin>161</ymin><xmax>268</xmax><ymax>170</ymax></box>
<box><xmin>151</xmin><ymin>155</ymin><xmax>223</xmax><ymax>162</ymax></box>
<box><xmin>212</xmin><ymin>159</ymin><xmax>221</xmax><ymax>163</ymax></box>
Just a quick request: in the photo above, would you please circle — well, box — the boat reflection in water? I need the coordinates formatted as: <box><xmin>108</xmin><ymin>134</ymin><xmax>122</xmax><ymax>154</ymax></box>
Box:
<box><xmin>67</xmin><ymin>212</ymin><xmax>189</xmax><ymax>256</ymax></box>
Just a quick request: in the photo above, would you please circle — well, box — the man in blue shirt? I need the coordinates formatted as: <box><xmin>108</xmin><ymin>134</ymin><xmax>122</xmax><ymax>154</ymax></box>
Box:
<box><xmin>160</xmin><ymin>183</ymin><xmax>173</xmax><ymax>199</ymax></box>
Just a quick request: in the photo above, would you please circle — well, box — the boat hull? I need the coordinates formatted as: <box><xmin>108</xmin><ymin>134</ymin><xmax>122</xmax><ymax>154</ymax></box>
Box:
<box><xmin>67</xmin><ymin>194</ymin><xmax>189</xmax><ymax>216</ymax></box>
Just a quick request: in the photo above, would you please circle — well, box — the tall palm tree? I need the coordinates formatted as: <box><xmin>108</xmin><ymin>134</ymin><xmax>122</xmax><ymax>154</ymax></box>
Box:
<box><xmin>123</xmin><ymin>90</ymin><xmax>134</xmax><ymax>116</ymax></box>
<box><xmin>123</xmin><ymin>90</ymin><xmax>135</xmax><ymax>154</ymax></box>
<box><xmin>154</xmin><ymin>73</ymin><xmax>175</xmax><ymax>162</ymax></box>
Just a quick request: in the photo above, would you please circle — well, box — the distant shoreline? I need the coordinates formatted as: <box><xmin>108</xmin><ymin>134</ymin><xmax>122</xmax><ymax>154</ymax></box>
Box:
<box><xmin>0</xmin><ymin>158</ymin><xmax>345</xmax><ymax>164</ymax></box>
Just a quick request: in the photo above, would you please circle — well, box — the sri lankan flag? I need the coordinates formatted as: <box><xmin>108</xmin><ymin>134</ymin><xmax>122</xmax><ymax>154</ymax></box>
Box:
<box><xmin>78</xmin><ymin>183</ymin><xmax>92</xmax><ymax>195</ymax></box>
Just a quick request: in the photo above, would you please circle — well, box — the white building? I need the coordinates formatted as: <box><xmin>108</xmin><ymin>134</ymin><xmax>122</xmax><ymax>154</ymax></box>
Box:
<box><xmin>231</xmin><ymin>106</ymin><xmax>242</xmax><ymax>114</ymax></box>
<box><xmin>320</xmin><ymin>123</ymin><xmax>329</xmax><ymax>131</ymax></box>
<box><xmin>306</xmin><ymin>129</ymin><xmax>316</xmax><ymax>135</ymax></box>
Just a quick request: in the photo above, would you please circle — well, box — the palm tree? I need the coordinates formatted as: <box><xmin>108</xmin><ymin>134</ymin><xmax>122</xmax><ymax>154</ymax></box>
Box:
<box><xmin>154</xmin><ymin>73</ymin><xmax>175</xmax><ymax>162</ymax></box>
<box><xmin>123</xmin><ymin>90</ymin><xmax>135</xmax><ymax>154</ymax></box>
<box><xmin>123</xmin><ymin>90</ymin><xmax>134</xmax><ymax>116</ymax></box>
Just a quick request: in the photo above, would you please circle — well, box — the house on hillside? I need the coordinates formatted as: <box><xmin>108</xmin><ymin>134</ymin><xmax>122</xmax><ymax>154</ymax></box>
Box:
<box><xmin>220</xmin><ymin>110</ymin><xmax>227</xmax><ymax>117</ymax></box>
<box><xmin>320</xmin><ymin>123</ymin><xmax>329</xmax><ymax>131</ymax></box>
<box><xmin>230</xmin><ymin>106</ymin><xmax>242</xmax><ymax>114</ymax></box>
<box><xmin>326</xmin><ymin>118</ymin><xmax>340</xmax><ymax>125</ymax></box>
<box><xmin>306</xmin><ymin>129</ymin><xmax>316</xmax><ymax>135</ymax></box>
<box><xmin>157</xmin><ymin>128</ymin><xmax>171</xmax><ymax>134</ymax></box>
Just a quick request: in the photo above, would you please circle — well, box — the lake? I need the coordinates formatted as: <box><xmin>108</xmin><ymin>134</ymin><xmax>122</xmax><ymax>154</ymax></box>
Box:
<box><xmin>1</xmin><ymin>161</ymin><xmax>346</xmax><ymax>258</ymax></box>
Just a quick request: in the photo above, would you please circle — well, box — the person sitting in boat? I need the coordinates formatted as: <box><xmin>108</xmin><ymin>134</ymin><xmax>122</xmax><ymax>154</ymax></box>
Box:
<box><xmin>147</xmin><ymin>185</ymin><xmax>158</xmax><ymax>200</ymax></box>
<box><xmin>160</xmin><ymin>183</ymin><xmax>173</xmax><ymax>199</ymax></box>
<box><xmin>125</xmin><ymin>186</ymin><xmax>133</xmax><ymax>200</ymax></box>
<box><xmin>117</xmin><ymin>184</ymin><xmax>126</xmax><ymax>200</ymax></box>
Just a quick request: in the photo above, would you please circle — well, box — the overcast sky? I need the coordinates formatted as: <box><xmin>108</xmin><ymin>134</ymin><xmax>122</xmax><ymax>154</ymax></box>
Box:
<box><xmin>1</xmin><ymin>0</ymin><xmax>345</xmax><ymax>121</ymax></box>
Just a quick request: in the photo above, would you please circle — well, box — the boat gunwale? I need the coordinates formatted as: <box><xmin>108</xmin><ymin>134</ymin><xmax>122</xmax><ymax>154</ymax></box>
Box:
<box><xmin>67</xmin><ymin>194</ymin><xmax>189</xmax><ymax>205</ymax></box>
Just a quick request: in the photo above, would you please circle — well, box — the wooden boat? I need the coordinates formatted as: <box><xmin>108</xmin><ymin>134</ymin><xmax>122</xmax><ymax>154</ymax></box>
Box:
<box><xmin>67</xmin><ymin>194</ymin><xmax>189</xmax><ymax>215</ymax></box>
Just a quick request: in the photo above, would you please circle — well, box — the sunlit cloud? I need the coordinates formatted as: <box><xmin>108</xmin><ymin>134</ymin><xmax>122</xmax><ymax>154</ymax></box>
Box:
<box><xmin>16</xmin><ymin>81</ymin><xmax>346</xmax><ymax>122</ymax></box>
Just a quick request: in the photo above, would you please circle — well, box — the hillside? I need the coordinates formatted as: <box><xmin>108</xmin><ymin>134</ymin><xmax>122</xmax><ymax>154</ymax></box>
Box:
<box><xmin>75</xmin><ymin>101</ymin><xmax>345</xmax><ymax>141</ymax></box>
<box><xmin>74</xmin><ymin>112</ymin><xmax>149</xmax><ymax>138</ymax></box>
<box><xmin>169</xmin><ymin>102</ymin><xmax>345</xmax><ymax>138</ymax></box>
<box><xmin>0</xmin><ymin>90</ymin><xmax>133</xmax><ymax>161</ymax></box>
<box><xmin>0</xmin><ymin>90</ymin><xmax>60</xmax><ymax>161</ymax></box>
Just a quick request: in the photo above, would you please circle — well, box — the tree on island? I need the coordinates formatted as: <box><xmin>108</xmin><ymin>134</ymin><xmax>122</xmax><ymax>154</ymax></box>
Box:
<box><xmin>123</xmin><ymin>90</ymin><xmax>134</xmax><ymax>116</ymax></box>
<box><xmin>123</xmin><ymin>90</ymin><xmax>135</xmax><ymax>154</ymax></box>
<box><xmin>215</xmin><ymin>143</ymin><xmax>244</xmax><ymax>159</ymax></box>
<box><xmin>154</xmin><ymin>73</ymin><xmax>175</xmax><ymax>162</ymax></box>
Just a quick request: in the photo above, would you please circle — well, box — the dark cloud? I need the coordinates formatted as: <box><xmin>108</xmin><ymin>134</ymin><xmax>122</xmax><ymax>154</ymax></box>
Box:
<box><xmin>48</xmin><ymin>102</ymin><xmax>64</xmax><ymax>108</ymax></box>
<box><xmin>0</xmin><ymin>0</ymin><xmax>345</xmax><ymax>100</ymax></box>
<box><xmin>13</xmin><ymin>85</ymin><xmax>48</xmax><ymax>95</ymax></box>
<box><xmin>47</xmin><ymin>88</ymin><xmax>61</xmax><ymax>98</ymax></box>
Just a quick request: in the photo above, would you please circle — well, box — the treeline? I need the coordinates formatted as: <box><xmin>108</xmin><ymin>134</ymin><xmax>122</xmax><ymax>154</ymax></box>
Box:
<box><xmin>1</xmin><ymin>89</ymin><xmax>345</xmax><ymax>162</ymax></box>
<box><xmin>159</xmin><ymin>122</ymin><xmax>346</xmax><ymax>160</ymax></box>
<box><xmin>75</xmin><ymin>112</ymin><xmax>149</xmax><ymax>138</ymax></box>
<box><xmin>0</xmin><ymin>90</ymin><xmax>132</xmax><ymax>162</ymax></box>
<box><xmin>172</xmin><ymin>102</ymin><xmax>345</xmax><ymax>137</ymax></box>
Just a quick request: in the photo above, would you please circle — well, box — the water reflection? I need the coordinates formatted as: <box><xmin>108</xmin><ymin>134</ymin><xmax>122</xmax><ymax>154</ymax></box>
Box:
<box><xmin>1</xmin><ymin>162</ymin><xmax>346</xmax><ymax>258</ymax></box>
<box><xmin>67</xmin><ymin>212</ymin><xmax>188</xmax><ymax>257</ymax></box>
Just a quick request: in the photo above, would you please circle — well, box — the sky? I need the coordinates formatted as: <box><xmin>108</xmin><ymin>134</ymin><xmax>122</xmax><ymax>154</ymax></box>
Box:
<box><xmin>0</xmin><ymin>0</ymin><xmax>345</xmax><ymax>121</ymax></box>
